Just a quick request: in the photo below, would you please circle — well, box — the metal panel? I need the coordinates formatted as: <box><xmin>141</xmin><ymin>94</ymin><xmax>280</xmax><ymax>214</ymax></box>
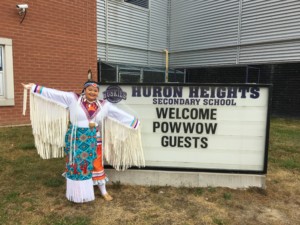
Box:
<box><xmin>169</xmin><ymin>0</ymin><xmax>240</xmax><ymax>53</ymax></box>
<box><xmin>96</xmin><ymin>0</ymin><xmax>106</xmax><ymax>43</ymax></box>
<box><xmin>169</xmin><ymin>0</ymin><xmax>300</xmax><ymax>67</ymax></box>
<box><xmin>170</xmin><ymin>47</ymin><xmax>237</xmax><ymax>68</ymax></box>
<box><xmin>239</xmin><ymin>40</ymin><xmax>300</xmax><ymax>64</ymax></box>
<box><xmin>97</xmin><ymin>43</ymin><xmax>106</xmax><ymax>61</ymax></box>
<box><xmin>107</xmin><ymin>44</ymin><xmax>148</xmax><ymax>65</ymax></box>
<box><xmin>96</xmin><ymin>0</ymin><xmax>168</xmax><ymax>67</ymax></box>
<box><xmin>96</xmin><ymin>0</ymin><xmax>149</xmax><ymax>66</ymax></box>
<box><xmin>97</xmin><ymin>0</ymin><xmax>300</xmax><ymax>68</ymax></box>
<box><xmin>241</xmin><ymin>0</ymin><xmax>300</xmax><ymax>44</ymax></box>
<box><xmin>148</xmin><ymin>51</ymin><xmax>165</xmax><ymax>67</ymax></box>
<box><xmin>108</xmin><ymin>0</ymin><xmax>149</xmax><ymax>49</ymax></box>
<box><xmin>149</xmin><ymin>0</ymin><xmax>168</xmax><ymax>51</ymax></box>
<box><xmin>239</xmin><ymin>0</ymin><xmax>300</xmax><ymax>64</ymax></box>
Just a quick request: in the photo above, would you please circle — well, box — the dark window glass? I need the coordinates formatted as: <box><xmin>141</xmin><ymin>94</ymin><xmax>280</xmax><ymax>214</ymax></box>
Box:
<box><xmin>120</xmin><ymin>74</ymin><xmax>140</xmax><ymax>83</ymax></box>
<box><xmin>100</xmin><ymin>63</ymin><xmax>117</xmax><ymax>83</ymax></box>
<box><xmin>0</xmin><ymin>47</ymin><xmax>2</xmax><ymax>71</ymax></box>
<box><xmin>168</xmin><ymin>69</ymin><xmax>185</xmax><ymax>83</ymax></box>
<box><xmin>124</xmin><ymin>0</ymin><xmax>148</xmax><ymax>9</ymax></box>
<box><xmin>143</xmin><ymin>71</ymin><xmax>165</xmax><ymax>83</ymax></box>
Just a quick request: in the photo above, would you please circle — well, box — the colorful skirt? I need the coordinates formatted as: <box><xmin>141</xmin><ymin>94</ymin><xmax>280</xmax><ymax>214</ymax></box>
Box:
<box><xmin>92</xmin><ymin>144</ymin><xmax>109</xmax><ymax>185</ymax></box>
<box><xmin>64</xmin><ymin>125</ymin><xmax>97</xmax><ymax>203</ymax></box>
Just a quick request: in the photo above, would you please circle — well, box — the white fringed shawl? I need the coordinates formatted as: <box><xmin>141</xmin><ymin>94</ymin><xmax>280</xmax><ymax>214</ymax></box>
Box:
<box><xmin>23</xmin><ymin>89</ymin><xmax>69</xmax><ymax>159</ymax></box>
<box><xmin>23</xmin><ymin>88</ymin><xmax>145</xmax><ymax>170</ymax></box>
<box><xmin>30</xmin><ymin>93</ymin><xmax>69</xmax><ymax>159</ymax></box>
<box><xmin>103</xmin><ymin>117</ymin><xmax>145</xmax><ymax>171</ymax></box>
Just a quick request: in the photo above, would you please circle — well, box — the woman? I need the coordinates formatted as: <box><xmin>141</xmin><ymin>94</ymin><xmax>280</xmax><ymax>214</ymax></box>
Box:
<box><xmin>22</xmin><ymin>81</ymin><xmax>140</xmax><ymax>203</ymax></box>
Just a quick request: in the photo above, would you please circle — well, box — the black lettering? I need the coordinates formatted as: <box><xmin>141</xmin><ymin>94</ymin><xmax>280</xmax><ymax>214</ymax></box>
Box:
<box><xmin>156</xmin><ymin>107</ymin><xmax>168</xmax><ymax>119</ymax></box>
<box><xmin>153</xmin><ymin>122</ymin><xmax>160</xmax><ymax>132</ymax></box>
<box><xmin>190</xmin><ymin>108</ymin><xmax>198</xmax><ymax>119</ymax></box>
<box><xmin>199</xmin><ymin>109</ymin><xmax>210</xmax><ymax>119</ymax></box>
<box><xmin>175</xmin><ymin>108</ymin><xmax>182</xmax><ymax>119</ymax></box>
<box><xmin>189</xmin><ymin>86</ymin><xmax>199</xmax><ymax>98</ymax></box>
<box><xmin>210</xmin><ymin>87</ymin><xmax>216</xmax><ymax>98</ymax></box>
<box><xmin>184</xmin><ymin>136</ymin><xmax>192</xmax><ymax>148</ymax></box>
<box><xmin>201</xmin><ymin>137</ymin><xmax>208</xmax><ymax>148</ymax></box>
<box><xmin>163</xmin><ymin>86</ymin><xmax>172</xmax><ymax>97</ymax></box>
<box><xmin>153</xmin><ymin>87</ymin><xmax>162</xmax><ymax>97</ymax></box>
<box><xmin>239</xmin><ymin>87</ymin><xmax>249</xmax><ymax>98</ymax></box>
<box><xmin>182</xmin><ymin>123</ymin><xmax>195</xmax><ymax>133</ymax></box>
<box><xmin>250</xmin><ymin>87</ymin><xmax>260</xmax><ymax>99</ymax></box>
<box><xmin>200</xmin><ymin>87</ymin><xmax>210</xmax><ymax>98</ymax></box>
<box><xmin>161</xmin><ymin>122</ymin><xmax>169</xmax><ymax>133</ymax></box>
<box><xmin>173</xmin><ymin>86</ymin><xmax>183</xmax><ymax>97</ymax></box>
<box><xmin>169</xmin><ymin>122</ymin><xmax>181</xmax><ymax>133</ymax></box>
<box><xmin>205</xmin><ymin>123</ymin><xmax>218</xmax><ymax>134</ymax></box>
<box><xmin>211</xmin><ymin>109</ymin><xmax>217</xmax><ymax>120</ymax></box>
<box><xmin>178</xmin><ymin>136</ymin><xmax>184</xmax><ymax>147</ymax></box>
<box><xmin>227</xmin><ymin>87</ymin><xmax>238</xmax><ymax>98</ymax></box>
<box><xmin>216</xmin><ymin>87</ymin><xmax>226</xmax><ymax>98</ymax></box>
<box><xmin>169</xmin><ymin>136</ymin><xmax>176</xmax><ymax>147</ymax></box>
<box><xmin>192</xmin><ymin>137</ymin><xmax>200</xmax><ymax>148</ymax></box>
<box><xmin>132</xmin><ymin>86</ymin><xmax>141</xmax><ymax>97</ymax></box>
<box><xmin>143</xmin><ymin>86</ymin><xmax>152</xmax><ymax>97</ymax></box>
<box><xmin>195</xmin><ymin>123</ymin><xmax>203</xmax><ymax>134</ymax></box>
<box><xmin>161</xmin><ymin>136</ymin><xmax>168</xmax><ymax>147</ymax></box>
<box><xmin>182</xmin><ymin>108</ymin><xmax>189</xmax><ymax>119</ymax></box>
<box><xmin>169</xmin><ymin>108</ymin><xmax>175</xmax><ymax>119</ymax></box>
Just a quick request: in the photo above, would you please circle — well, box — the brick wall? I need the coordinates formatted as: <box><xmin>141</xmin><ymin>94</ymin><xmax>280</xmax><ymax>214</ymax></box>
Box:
<box><xmin>0</xmin><ymin>0</ymin><xmax>97</xmax><ymax>126</ymax></box>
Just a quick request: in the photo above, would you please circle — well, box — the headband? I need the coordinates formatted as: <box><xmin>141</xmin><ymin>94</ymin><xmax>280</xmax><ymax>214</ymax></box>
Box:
<box><xmin>83</xmin><ymin>81</ymin><xmax>100</xmax><ymax>89</ymax></box>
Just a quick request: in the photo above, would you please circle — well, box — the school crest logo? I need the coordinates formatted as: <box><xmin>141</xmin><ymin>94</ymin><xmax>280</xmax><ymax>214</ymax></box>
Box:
<box><xmin>103</xmin><ymin>85</ymin><xmax>127</xmax><ymax>103</ymax></box>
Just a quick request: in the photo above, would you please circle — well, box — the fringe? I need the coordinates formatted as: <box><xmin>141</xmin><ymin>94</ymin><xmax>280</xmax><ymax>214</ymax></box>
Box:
<box><xmin>22</xmin><ymin>88</ymin><xmax>27</xmax><ymax>116</ymax></box>
<box><xmin>93</xmin><ymin>177</ymin><xmax>109</xmax><ymax>186</ymax></box>
<box><xmin>66</xmin><ymin>178</ymin><xmax>95</xmax><ymax>203</ymax></box>
<box><xmin>104</xmin><ymin>117</ymin><xmax>145</xmax><ymax>171</ymax></box>
<box><xmin>30</xmin><ymin>93</ymin><xmax>69</xmax><ymax>159</ymax></box>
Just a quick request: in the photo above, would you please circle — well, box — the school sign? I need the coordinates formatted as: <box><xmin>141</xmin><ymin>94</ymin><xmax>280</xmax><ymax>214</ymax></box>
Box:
<box><xmin>101</xmin><ymin>83</ymin><xmax>271</xmax><ymax>176</ymax></box>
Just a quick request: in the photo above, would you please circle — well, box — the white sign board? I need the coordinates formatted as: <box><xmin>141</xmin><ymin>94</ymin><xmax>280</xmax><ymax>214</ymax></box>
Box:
<box><xmin>100</xmin><ymin>84</ymin><xmax>270</xmax><ymax>174</ymax></box>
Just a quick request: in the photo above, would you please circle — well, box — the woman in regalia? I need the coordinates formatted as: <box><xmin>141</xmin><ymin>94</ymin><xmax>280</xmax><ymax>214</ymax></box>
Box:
<box><xmin>22</xmin><ymin>81</ymin><xmax>141</xmax><ymax>203</ymax></box>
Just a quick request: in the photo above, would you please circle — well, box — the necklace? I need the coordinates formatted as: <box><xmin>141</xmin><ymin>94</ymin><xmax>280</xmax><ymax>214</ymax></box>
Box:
<box><xmin>82</xmin><ymin>96</ymin><xmax>98</xmax><ymax>111</ymax></box>
<box><xmin>85</xmin><ymin>99</ymin><xmax>95</xmax><ymax>104</ymax></box>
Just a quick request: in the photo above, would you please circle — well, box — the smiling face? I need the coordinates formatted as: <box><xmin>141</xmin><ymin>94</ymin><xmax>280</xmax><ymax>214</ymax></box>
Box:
<box><xmin>84</xmin><ymin>85</ymin><xmax>99</xmax><ymax>102</ymax></box>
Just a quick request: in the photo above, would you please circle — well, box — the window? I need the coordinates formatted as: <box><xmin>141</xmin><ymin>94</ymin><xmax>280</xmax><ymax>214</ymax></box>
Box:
<box><xmin>124</xmin><ymin>0</ymin><xmax>148</xmax><ymax>9</ymax></box>
<box><xmin>0</xmin><ymin>46</ymin><xmax>3</xmax><ymax>96</ymax></box>
<box><xmin>99</xmin><ymin>62</ymin><xmax>186</xmax><ymax>84</ymax></box>
<box><xmin>0</xmin><ymin>38</ymin><xmax>15</xmax><ymax>106</ymax></box>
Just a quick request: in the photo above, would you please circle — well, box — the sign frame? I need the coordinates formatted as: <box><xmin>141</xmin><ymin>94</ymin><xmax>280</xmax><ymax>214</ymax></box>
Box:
<box><xmin>100</xmin><ymin>82</ymin><xmax>272</xmax><ymax>175</ymax></box>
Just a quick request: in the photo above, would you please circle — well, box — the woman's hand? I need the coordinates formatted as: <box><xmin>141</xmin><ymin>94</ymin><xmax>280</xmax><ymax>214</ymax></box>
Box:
<box><xmin>22</xmin><ymin>83</ymin><xmax>35</xmax><ymax>90</ymax></box>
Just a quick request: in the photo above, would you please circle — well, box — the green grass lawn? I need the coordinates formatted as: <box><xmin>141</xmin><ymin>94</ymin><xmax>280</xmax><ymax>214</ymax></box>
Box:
<box><xmin>268</xmin><ymin>117</ymin><xmax>300</xmax><ymax>170</ymax></box>
<box><xmin>0</xmin><ymin>117</ymin><xmax>299</xmax><ymax>225</ymax></box>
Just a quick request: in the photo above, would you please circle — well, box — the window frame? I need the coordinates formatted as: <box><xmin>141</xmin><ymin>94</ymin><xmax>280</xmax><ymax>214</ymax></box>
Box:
<box><xmin>0</xmin><ymin>46</ymin><xmax>3</xmax><ymax>96</ymax></box>
<box><xmin>0</xmin><ymin>37</ymin><xmax>15</xmax><ymax>106</ymax></box>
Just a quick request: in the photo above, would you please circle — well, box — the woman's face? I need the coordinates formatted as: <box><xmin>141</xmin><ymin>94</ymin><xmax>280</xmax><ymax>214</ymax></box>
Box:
<box><xmin>85</xmin><ymin>85</ymin><xmax>99</xmax><ymax>102</ymax></box>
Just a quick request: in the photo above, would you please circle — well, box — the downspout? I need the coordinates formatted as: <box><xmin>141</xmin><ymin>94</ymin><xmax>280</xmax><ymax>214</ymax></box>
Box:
<box><xmin>164</xmin><ymin>49</ymin><xmax>169</xmax><ymax>82</ymax></box>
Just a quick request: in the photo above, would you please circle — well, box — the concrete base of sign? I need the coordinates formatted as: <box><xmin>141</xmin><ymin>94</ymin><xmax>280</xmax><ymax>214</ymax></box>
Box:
<box><xmin>106</xmin><ymin>169</ymin><xmax>266</xmax><ymax>189</ymax></box>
